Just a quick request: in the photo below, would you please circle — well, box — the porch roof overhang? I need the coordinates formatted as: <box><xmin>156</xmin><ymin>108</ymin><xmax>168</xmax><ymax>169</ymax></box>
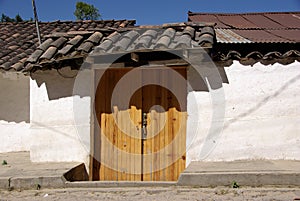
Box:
<box><xmin>24</xmin><ymin>22</ymin><xmax>216</xmax><ymax>73</ymax></box>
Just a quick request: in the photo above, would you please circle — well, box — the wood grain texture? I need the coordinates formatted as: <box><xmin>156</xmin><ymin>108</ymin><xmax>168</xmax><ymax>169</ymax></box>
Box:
<box><xmin>94</xmin><ymin>67</ymin><xmax>187</xmax><ymax>181</ymax></box>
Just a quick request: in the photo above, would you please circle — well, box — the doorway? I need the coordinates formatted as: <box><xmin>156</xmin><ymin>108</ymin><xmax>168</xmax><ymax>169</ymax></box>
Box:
<box><xmin>93</xmin><ymin>66</ymin><xmax>187</xmax><ymax>181</ymax></box>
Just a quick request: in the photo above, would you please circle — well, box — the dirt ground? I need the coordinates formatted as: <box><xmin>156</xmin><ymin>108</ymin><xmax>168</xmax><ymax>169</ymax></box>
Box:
<box><xmin>0</xmin><ymin>186</ymin><xmax>300</xmax><ymax>201</ymax></box>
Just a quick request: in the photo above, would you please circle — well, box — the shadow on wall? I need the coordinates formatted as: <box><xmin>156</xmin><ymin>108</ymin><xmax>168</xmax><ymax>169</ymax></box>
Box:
<box><xmin>185</xmin><ymin>50</ymin><xmax>229</xmax><ymax>92</ymax></box>
<box><xmin>30</xmin><ymin>60</ymin><xmax>229</xmax><ymax>102</ymax></box>
<box><xmin>30</xmin><ymin>67</ymin><xmax>90</xmax><ymax>100</ymax></box>
<box><xmin>0</xmin><ymin>73</ymin><xmax>30</xmax><ymax>123</ymax></box>
<box><xmin>188</xmin><ymin>65</ymin><xmax>228</xmax><ymax>92</ymax></box>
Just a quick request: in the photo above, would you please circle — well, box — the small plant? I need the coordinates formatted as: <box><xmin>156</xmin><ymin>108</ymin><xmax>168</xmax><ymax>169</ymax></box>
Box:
<box><xmin>2</xmin><ymin>160</ymin><xmax>7</xmax><ymax>165</ymax></box>
<box><xmin>231</xmin><ymin>181</ymin><xmax>240</xmax><ymax>188</ymax></box>
<box><xmin>35</xmin><ymin>183</ymin><xmax>41</xmax><ymax>190</ymax></box>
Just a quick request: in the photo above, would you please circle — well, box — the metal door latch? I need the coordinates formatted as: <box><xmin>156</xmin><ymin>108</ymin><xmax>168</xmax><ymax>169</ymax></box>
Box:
<box><xmin>142</xmin><ymin>113</ymin><xmax>147</xmax><ymax>139</ymax></box>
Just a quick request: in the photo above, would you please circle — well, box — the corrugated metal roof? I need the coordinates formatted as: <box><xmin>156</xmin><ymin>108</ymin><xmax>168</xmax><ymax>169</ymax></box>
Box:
<box><xmin>190</xmin><ymin>14</ymin><xmax>230</xmax><ymax>29</ymax></box>
<box><xmin>264</xmin><ymin>13</ymin><xmax>300</xmax><ymax>29</ymax></box>
<box><xmin>242</xmin><ymin>14</ymin><xmax>286</xmax><ymax>29</ymax></box>
<box><xmin>270</xmin><ymin>29</ymin><xmax>300</xmax><ymax>42</ymax></box>
<box><xmin>188</xmin><ymin>12</ymin><xmax>300</xmax><ymax>29</ymax></box>
<box><xmin>216</xmin><ymin>28</ymin><xmax>300</xmax><ymax>43</ymax></box>
<box><xmin>216</xmin><ymin>15</ymin><xmax>259</xmax><ymax>29</ymax></box>
<box><xmin>233</xmin><ymin>29</ymin><xmax>295</xmax><ymax>43</ymax></box>
<box><xmin>215</xmin><ymin>29</ymin><xmax>252</xmax><ymax>43</ymax></box>
<box><xmin>188</xmin><ymin>12</ymin><xmax>300</xmax><ymax>43</ymax></box>
<box><xmin>189</xmin><ymin>11</ymin><xmax>300</xmax><ymax>65</ymax></box>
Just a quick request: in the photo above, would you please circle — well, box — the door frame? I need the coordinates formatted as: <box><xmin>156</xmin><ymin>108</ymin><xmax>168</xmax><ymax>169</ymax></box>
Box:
<box><xmin>89</xmin><ymin>65</ymin><xmax>189</xmax><ymax>181</ymax></box>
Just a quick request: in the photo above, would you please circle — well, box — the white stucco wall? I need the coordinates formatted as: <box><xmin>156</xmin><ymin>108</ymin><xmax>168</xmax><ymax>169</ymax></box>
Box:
<box><xmin>186</xmin><ymin>61</ymin><xmax>300</xmax><ymax>165</ymax></box>
<box><xmin>0</xmin><ymin>73</ymin><xmax>31</xmax><ymax>152</ymax></box>
<box><xmin>29</xmin><ymin>68</ymin><xmax>91</xmax><ymax>166</ymax></box>
<box><xmin>2</xmin><ymin>60</ymin><xmax>298</xmax><ymax>171</ymax></box>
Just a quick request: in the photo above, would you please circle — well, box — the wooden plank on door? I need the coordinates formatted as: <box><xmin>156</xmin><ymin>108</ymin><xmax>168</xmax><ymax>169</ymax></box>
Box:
<box><xmin>142</xmin><ymin>67</ymin><xmax>187</xmax><ymax>181</ymax></box>
<box><xmin>94</xmin><ymin>66</ymin><xmax>186</xmax><ymax>181</ymax></box>
<box><xmin>96</xmin><ymin>68</ymin><xmax>143</xmax><ymax>181</ymax></box>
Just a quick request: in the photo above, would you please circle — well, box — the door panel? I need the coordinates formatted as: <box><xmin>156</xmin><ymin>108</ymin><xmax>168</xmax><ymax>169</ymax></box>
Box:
<box><xmin>94</xmin><ymin>67</ymin><xmax>187</xmax><ymax>181</ymax></box>
<box><xmin>95</xmin><ymin>68</ymin><xmax>142</xmax><ymax>181</ymax></box>
<box><xmin>142</xmin><ymin>67</ymin><xmax>187</xmax><ymax>181</ymax></box>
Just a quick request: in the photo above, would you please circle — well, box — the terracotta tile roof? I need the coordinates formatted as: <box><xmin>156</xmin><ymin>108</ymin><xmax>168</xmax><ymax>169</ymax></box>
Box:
<box><xmin>2</xmin><ymin>12</ymin><xmax>300</xmax><ymax>71</ymax></box>
<box><xmin>24</xmin><ymin>22</ymin><xmax>216</xmax><ymax>71</ymax></box>
<box><xmin>216</xmin><ymin>49</ymin><xmax>300</xmax><ymax>66</ymax></box>
<box><xmin>0</xmin><ymin>20</ymin><xmax>135</xmax><ymax>72</ymax></box>
<box><xmin>188</xmin><ymin>11</ymin><xmax>300</xmax><ymax>43</ymax></box>
<box><xmin>188</xmin><ymin>11</ymin><xmax>300</xmax><ymax>65</ymax></box>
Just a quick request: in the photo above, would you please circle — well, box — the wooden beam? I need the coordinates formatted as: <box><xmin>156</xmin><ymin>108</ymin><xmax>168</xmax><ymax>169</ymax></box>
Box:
<box><xmin>131</xmin><ymin>52</ymin><xmax>139</xmax><ymax>62</ymax></box>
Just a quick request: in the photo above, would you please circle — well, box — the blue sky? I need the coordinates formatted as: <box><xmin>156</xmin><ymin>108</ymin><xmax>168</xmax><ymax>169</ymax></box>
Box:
<box><xmin>0</xmin><ymin>0</ymin><xmax>299</xmax><ymax>25</ymax></box>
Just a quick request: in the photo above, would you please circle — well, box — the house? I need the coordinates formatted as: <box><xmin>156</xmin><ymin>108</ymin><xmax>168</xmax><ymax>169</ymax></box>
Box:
<box><xmin>0</xmin><ymin>12</ymin><xmax>299</xmax><ymax>181</ymax></box>
<box><xmin>187</xmin><ymin>11</ymin><xmax>300</xmax><ymax>162</ymax></box>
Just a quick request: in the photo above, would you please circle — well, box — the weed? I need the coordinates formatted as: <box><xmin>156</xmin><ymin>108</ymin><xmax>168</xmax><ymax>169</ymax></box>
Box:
<box><xmin>231</xmin><ymin>181</ymin><xmax>240</xmax><ymax>188</ymax></box>
<box><xmin>35</xmin><ymin>184</ymin><xmax>41</xmax><ymax>190</ymax></box>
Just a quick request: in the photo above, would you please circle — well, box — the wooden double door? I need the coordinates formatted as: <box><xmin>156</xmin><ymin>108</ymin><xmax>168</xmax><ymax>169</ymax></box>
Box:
<box><xmin>93</xmin><ymin>66</ymin><xmax>187</xmax><ymax>181</ymax></box>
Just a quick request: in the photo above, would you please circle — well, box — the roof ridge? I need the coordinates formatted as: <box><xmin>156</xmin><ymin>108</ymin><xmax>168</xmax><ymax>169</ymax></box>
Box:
<box><xmin>39</xmin><ymin>19</ymin><xmax>136</xmax><ymax>24</ymax></box>
<box><xmin>188</xmin><ymin>11</ymin><xmax>300</xmax><ymax>16</ymax></box>
<box><xmin>0</xmin><ymin>19</ymin><xmax>136</xmax><ymax>25</ymax></box>
<box><xmin>138</xmin><ymin>22</ymin><xmax>216</xmax><ymax>29</ymax></box>
<box><xmin>215</xmin><ymin>27</ymin><xmax>300</xmax><ymax>30</ymax></box>
<box><xmin>0</xmin><ymin>21</ymin><xmax>35</xmax><ymax>25</ymax></box>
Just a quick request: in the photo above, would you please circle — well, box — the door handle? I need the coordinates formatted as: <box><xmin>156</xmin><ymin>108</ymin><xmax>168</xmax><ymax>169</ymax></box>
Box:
<box><xmin>142</xmin><ymin>113</ymin><xmax>147</xmax><ymax>139</ymax></box>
